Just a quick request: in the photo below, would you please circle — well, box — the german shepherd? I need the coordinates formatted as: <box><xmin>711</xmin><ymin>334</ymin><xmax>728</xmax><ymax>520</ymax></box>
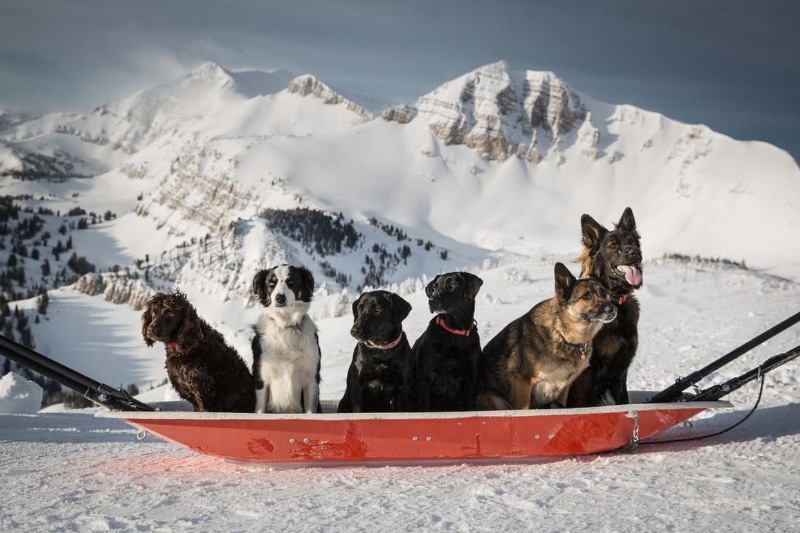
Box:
<box><xmin>567</xmin><ymin>207</ymin><xmax>642</xmax><ymax>407</ymax></box>
<box><xmin>476</xmin><ymin>260</ymin><xmax>617</xmax><ymax>410</ymax></box>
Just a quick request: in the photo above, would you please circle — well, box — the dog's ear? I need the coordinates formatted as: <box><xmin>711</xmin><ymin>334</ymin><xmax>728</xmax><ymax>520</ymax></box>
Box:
<box><xmin>554</xmin><ymin>262</ymin><xmax>576</xmax><ymax>301</ymax></box>
<box><xmin>297</xmin><ymin>266</ymin><xmax>315</xmax><ymax>302</ymax></box>
<box><xmin>425</xmin><ymin>275</ymin><xmax>440</xmax><ymax>298</ymax></box>
<box><xmin>580</xmin><ymin>214</ymin><xmax>607</xmax><ymax>251</ymax></box>
<box><xmin>176</xmin><ymin>298</ymin><xmax>204</xmax><ymax>347</ymax></box>
<box><xmin>459</xmin><ymin>272</ymin><xmax>483</xmax><ymax>300</ymax></box>
<box><xmin>616</xmin><ymin>207</ymin><xmax>636</xmax><ymax>233</ymax></box>
<box><xmin>389</xmin><ymin>293</ymin><xmax>412</xmax><ymax>322</ymax></box>
<box><xmin>141</xmin><ymin>300</ymin><xmax>155</xmax><ymax>347</ymax></box>
<box><xmin>252</xmin><ymin>269</ymin><xmax>269</xmax><ymax>305</ymax></box>
<box><xmin>591</xmin><ymin>251</ymin><xmax>608</xmax><ymax>281</ymax></box>
<box><xmin>351</xmin><ymin>293</ymin><xmax>364</xmax><ymax>320</ymax></box>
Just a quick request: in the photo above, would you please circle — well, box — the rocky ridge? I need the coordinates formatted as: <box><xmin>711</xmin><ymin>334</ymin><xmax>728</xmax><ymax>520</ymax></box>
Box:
<box><xmin>288</xmin><ymin>75</ymin><xmax>375</xmax><ymax>120</ymax></box>
<box><xmin>383</xmin><ymin>61</ymin><xmax>596</xmax><ymax>162</ymax></box>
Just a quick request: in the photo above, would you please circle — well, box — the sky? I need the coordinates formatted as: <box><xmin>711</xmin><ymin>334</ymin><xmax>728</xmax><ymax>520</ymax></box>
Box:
<box><xmin>0</xmin><ymin>0</ymin><xmax>799</xmax><ymax>162</ymax></box>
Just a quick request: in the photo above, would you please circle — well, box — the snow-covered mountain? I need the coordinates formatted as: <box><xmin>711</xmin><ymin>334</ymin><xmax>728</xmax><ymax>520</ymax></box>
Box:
<box><xmin>0</xmin><ymin>59</ymin><xmax>798</xmax><ymax>391</ymax></box>
<box><xmin>2</xmin><ymin>60</ymin><xmax>797</xmax><ymax>281</ymax></box>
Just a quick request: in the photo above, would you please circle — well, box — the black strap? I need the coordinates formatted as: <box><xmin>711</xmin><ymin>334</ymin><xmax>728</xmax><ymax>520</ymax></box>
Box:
<box><xmin>0</xmin><ymin>334</ymin><xmax>154</xmax><ymax>411</ymax></box>
<box><xmin>649</xmin><ymin>310</ymin><xmax>800</xmax><ymax>403</ymax></box>
<box><xmin>639</xmin><ymin>372</ymin><xmax>765</xmax><ymax>447</ymax></box>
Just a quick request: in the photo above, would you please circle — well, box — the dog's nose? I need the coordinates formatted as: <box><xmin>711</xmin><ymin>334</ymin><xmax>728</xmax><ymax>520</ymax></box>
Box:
<box><xmin>625</xmin><ymin>247</ymin><xmax>641</xmax><ymax>262</ymax></box>
<box><xmin>275</xmin><ymin>293</ymin><xmax>286</xmax><ymax>305</ymax></box>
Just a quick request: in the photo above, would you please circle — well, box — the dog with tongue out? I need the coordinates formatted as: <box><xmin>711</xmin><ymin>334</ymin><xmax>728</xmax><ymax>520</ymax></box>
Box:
<box><xmin>567</xmin><ymin>207</ymin><xmax>644</xmax><ymax>408</ymax></box>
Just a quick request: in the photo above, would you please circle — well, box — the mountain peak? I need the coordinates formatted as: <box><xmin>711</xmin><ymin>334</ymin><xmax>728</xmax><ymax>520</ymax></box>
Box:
<box><xmin>189</xmin><ymin>61</ymin><xmax>232</xmax><ymax>81</ymax></box>
<box><xmin>475</xmin><ymin>59</ymin><xmax>512</xmax><ymax>76</ymax></box>
<box><xmin>384</xmin><ymin>61</ymin><xmax>586</xmax><ymax>162</ymax></box>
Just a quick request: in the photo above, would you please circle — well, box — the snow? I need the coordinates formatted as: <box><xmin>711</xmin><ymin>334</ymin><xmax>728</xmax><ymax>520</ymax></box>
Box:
<box><xmin>0</xmin><ymin>62</ymin><xmax>799</xmax><ymax>530</ymax></box>
<box><xmin>0</xmin><ymin>372</ymin><xmax>42</xmax><ymax>414</ymax></box>
<box><xmin>2</xmin><ymin>259</ymin><xmax>799</xmax><ymax>531</ymax></box>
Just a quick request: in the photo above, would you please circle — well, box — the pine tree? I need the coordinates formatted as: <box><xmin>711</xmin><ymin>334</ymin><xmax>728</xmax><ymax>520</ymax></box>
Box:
<box><xmin>37</xmin><ymin>290</ymin><xmax>49</xmax><ymax>315</ymax></box>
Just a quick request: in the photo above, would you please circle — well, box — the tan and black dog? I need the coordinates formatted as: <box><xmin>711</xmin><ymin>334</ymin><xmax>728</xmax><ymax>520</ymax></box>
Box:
<box><xmin>476</xmin><ymin>260</ymin><xmax>617</xmax><ymax>410</ymax></box>
<box><xmin>412</xmin><ymin>271</ymin><xmax>483</xmax><ymax>412</ymax></box>
<box><xmin>567</xmin><ymin>207</ymin><xmax>643</xmax><ymax>407</ymax></box>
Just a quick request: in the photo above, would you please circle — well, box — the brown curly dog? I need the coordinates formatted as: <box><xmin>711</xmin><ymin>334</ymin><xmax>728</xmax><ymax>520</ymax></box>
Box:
<box><xmin>142</xmin><ymin>290</ymin><xmax>255</xmax><ymax>413</ymax></box>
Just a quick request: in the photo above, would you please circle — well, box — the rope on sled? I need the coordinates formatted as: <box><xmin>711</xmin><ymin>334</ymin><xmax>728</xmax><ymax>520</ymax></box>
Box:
<box><xmin>639</xmin><ymin>368</ymin><xmax>766</xmax><ymax>447</ymax></box>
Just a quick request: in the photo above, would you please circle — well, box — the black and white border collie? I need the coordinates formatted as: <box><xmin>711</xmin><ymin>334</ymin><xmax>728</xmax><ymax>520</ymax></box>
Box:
<box><xmin>251</xmin><ymin>264</ymin><xmax>322</xmax><ymax>414</ymax></box>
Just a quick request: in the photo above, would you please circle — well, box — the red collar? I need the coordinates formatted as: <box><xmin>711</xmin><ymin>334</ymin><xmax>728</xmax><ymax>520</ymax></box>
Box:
<box><xmin>617</xmin><ymin>295</ymin><xmax>628</xmax><ymax>305</ymax></box>
<box><xmin>436</xmin><ymin>315</ymin><xmax>476</xmax><ymax>337</ymax></box>
<box><xmin>366</xmin><ymin>332</ymin><xmax>404</xmax><ymax>350</ymax></box>
<box><xmin>167</xmin><ymin>342</ymin><xmax>180</xmax><ymax>350</ymax></box>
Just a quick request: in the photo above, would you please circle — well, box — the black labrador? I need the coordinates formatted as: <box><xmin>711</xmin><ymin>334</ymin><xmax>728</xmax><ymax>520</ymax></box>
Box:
<box><xmin>412</xmin><ymin>272</ymin><xmax>483</xmax><ymax>411</ymax></box>
<box><xmin>337</xmin><ymin>290</ymin><xmax>414</xmax><ymax>413</ymax></box>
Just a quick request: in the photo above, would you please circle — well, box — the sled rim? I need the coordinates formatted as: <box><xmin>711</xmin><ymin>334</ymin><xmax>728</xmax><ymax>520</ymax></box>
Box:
<box><xmin>97</xmin><ymin>398</ymin><xmax>730</xmax><ymax>421</ymax></box>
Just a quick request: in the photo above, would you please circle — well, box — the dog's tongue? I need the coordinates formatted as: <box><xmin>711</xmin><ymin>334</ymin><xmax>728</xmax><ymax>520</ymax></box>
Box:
<box><xmin>617</xmin><ymin>265</ymin><xmax>642</xmax><ymax>286</ymax></box>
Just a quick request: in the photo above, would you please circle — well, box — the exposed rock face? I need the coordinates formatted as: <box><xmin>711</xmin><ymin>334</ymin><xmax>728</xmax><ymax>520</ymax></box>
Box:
<box><xmin>383</xmin><ymin>61</ymin><xmax>589</xmax><ymax>162</ymax></box>
<box><xmin>381</xmin><ymin>104</ymin><xmax>417</xmax><ymax>124</ymax></box>
<box><xmin>577</xmin><ymin>112</ymin><xmax>601</xmax><ymax>161</ymax></box>
<box><xmin>287</xmin><ymin>75</ymin><xmax>374</xmax><ymax>120</ymax></box>
<box><xmin>133</xmin><ymin>148</ymin><xmax>250</xmax><ymax>238</ymax></box>
<box><xmin>521</xmin><ymin>71</ymin><xmax>586</xmax><ymax>137</ymax></box>
<box><xmin>73</xmin><ymin>273</ymin><xmax>155</xmax><ymax>310</ymax></box>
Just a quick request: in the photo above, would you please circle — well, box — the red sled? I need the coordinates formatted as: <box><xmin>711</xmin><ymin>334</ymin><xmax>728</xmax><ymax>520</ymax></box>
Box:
<box><xmin>3</xmin><ymin>312</ymin><xmax>798</xmax><ymax>467</ymax></box>
<box><xmin>93</xmin><ymin>313</ymin><xmax>799</xmax><ymax>466</ymax></box>
<box><xmin>96</xmin><ymin>393</ymin><xmax>730</xmax><ymax>466</ymax></box>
